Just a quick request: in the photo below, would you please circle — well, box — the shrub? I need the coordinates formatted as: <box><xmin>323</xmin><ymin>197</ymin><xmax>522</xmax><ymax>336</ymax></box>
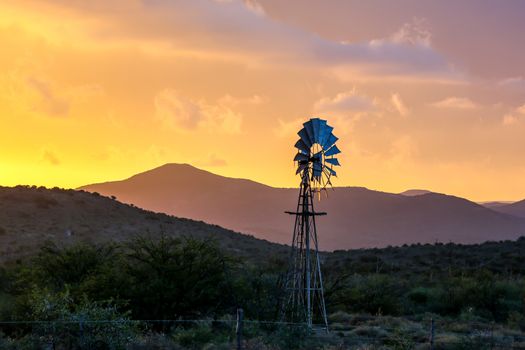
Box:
<box><xmin>124</xmin><ymin>235</ymin><xmax>234</xmax><ymax>320</ymax></box>
<box><xmin>171</xmin><ymin>323</ymin><xmax>226</xmax><ymax>349</ymax></box>
<box><xmin>329</xmin><ymin>310</ymin><xmax>352</xmax><ymax>324</ymax></box>
<box><xmin>351</xmin><ymin>325</ymin><xmax>389</xmax><ymax>338</ymax></box>
<box><xmin>407</xmin><ymin>287</ymin><xmax>431</xmax><ymax>304</ymax></box>
<box><xmin>340</xmin><ymin>275</ymin><xmax>403</xmax><ymax>316</ymax></box>
<box><xmin>128</xmin><ymin>332</ymin><xmax>182</xmax><ymax>349</ymax></box>
<box><xmin>32</xmin><ymin>195</ymin><xmax>58</xmax><ymax>209</ymax></box>
<box><xmin>30</xmin><ymin>242</ymin><xmax>118</xmax><ymax>291</ymax></box>
<box><xmin>267</xmin><ymin>325</ymin><xmax>311</xmax><ymax>350</ymax></box>
<box><xmin>25</xmin><ymin>287</ymin><xmax>138</xmax><ymax>349</ymax></box>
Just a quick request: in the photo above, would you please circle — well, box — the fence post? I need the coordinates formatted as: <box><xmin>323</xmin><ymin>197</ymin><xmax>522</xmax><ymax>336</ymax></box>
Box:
<box><xmin>236</xmin><ymin>308</ymin><xmax>244</xmax><ymax>350</ymax></box>
<box><xmin>429</xmin><ymin>318</ymin><xmax>435</xmax><ymax>350</ymax></box>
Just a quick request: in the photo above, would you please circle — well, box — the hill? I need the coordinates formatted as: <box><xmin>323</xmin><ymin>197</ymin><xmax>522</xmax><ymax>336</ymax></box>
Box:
<box><xmin>327</xmin><ymin>237</ymin><xmax>525</xmax><ymax>278</ymax></box>
<box><xmin>481</xmin><ymin>201</ymin><xmax>515</xmax><ymax>209</ymax></box>
<box><xmin>399</xmin><ymin>189</ymin><xmax>432</xmax><ymax>196</ymax></box>
<box><xmin>79</xmin><ymin>164</ymin><xmax>525</xmax><ymax>250</ymax></box>
<box><xmin>0</xmin><ymin>185</ymin><xmax>285</xmax><ymax>263</ymax></box>
<box><xmin>490</xmin><ymin>199</ymin><xmax>525</xmax><ymax>218</ymax></box>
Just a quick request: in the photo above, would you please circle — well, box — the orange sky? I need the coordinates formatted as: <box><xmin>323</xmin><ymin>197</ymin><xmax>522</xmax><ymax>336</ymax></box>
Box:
<box><xmin>1</xmin><ymin>0</ymin><xmax>525</xmax><ymax>201</ymax></box>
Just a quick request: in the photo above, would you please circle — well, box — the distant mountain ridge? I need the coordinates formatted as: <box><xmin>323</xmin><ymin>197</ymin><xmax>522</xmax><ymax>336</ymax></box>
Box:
<box><xmin>490</xmin><ymin>199</ymin><xmax>525</xmax><ymax>218</ymax></box>
<box><xmin>79</xmin><ymin>163</ymin><xmax>525</xmax><ymax>250</ymax></box>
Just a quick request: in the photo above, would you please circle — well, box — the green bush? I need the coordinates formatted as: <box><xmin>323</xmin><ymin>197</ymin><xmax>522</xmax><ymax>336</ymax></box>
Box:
<box><xmin>23</xmin><ymin>287</ymin><xmax>137</xmax><ymax>349</ymax></box>
<box><xmin>341</xmin><ymin>275</ymin><xmax>403</xmax><ymax>316</ymax></box>
<box><xmin>172</xmin><ymin>322</ymin><xmax>228</xmax><ymax>349</ymax></box>
<box><xmin>123</xmin><ymin>235</ymin><xmax>234</xmax><ymax>320</ymax></box>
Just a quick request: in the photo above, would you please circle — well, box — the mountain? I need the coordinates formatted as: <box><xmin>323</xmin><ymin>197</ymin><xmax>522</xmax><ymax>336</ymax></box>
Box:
<box><xmin>490</xmin><ymin>199</ymin><xmax>525</xmax><ymax>218</ymax></box>
<box><xmin>399</xmin><ymin>189</ymin><xmax>432</xmax><ymax>196</ymax></box>
<box><xmin>0</xmin><ymin>185</ymin><xmax>285</xmax><ymax>263</ymax></box>
<box><xmin>79</xmin><ymin>164</ymin><xmax>525</xmax><ymax>250</ymax></box>
<box><xmin>480</xmin><ymin>201</ymin><xmax>515</xmax><ymax>210</ymax></box>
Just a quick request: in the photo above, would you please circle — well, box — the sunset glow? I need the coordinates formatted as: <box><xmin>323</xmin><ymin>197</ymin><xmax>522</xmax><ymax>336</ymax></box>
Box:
<box><xmin>2</xmin><ymin>0</ymin><xmax>525</xmax><ymax>201</ymax></box>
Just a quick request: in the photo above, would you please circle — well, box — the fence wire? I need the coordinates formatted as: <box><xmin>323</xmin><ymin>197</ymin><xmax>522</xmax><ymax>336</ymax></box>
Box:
<box><xmin>1</xmin><ymin>317</ymin><xmax>524</xmax><ymax>349</ymax></box>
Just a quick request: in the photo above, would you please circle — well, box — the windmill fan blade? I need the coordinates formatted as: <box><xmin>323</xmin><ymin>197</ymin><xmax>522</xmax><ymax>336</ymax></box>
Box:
<box><xmin>325</xmin><ymin>167</ymin><xmax>337</xmax><ymax>177</ymax></box>
<box><xmin>294</xmin><ymin>153</ymin><xmax>309</xmax><ymax>162</ymax></box>
<box><xmin>318</xmin><ymin>120</ymin><xmax>329</xmax><ymax>146</ymax></box>
<box><xmin>303</xmin><ymin>121</ymin><xmax>315</xmax><ymax>146</ymax></box>
<box><xmin>294</xmin><ymin>139</ymin><xmax>310</xmax><ymax>154</ymax></box>
<box><xmin>323</xmin><ymin>133</ymin><xmax>339</xmax><ymax>150</ymax></box>
<box><xmin>324</xmin><ymin>145</ymin><xmax>341</xmax><ymax>157</ymax></box>
<box><xmin>319</xmin><ymin>125</ymin><xmax>333</xmax><ymax>147</ymax></box>
<box><xmin>325</xmin><ymin>158</ymin><xmax>340</xmax><ymax>166</ymax></box>
<box><xmin>311</xmin><ymin>118</ymin><xmax>321</xmax><ymax>143</ymax></box>
<box><xmin>298</xmin><ymin>128</ymin><xmax>312</xmax><ymax>148</ymax></box>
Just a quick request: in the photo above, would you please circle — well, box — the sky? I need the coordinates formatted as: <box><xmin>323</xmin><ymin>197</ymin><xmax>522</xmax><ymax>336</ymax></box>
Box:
<box><xmin>1</xmin><ymin>0</ymin><xmax>525</xmax><ymax>201</ymax></box>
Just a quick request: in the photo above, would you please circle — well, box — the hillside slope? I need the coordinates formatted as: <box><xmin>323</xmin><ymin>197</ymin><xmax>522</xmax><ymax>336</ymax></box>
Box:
<box><xmin>80</xmin><ymin>164</ymin><xmax>525</xmax><ymax>250</ymax></box>
<box><xmin>0</xmin><ymin>185</ymin><xmax>285</xmax><ymax>263</ymax></box>
<box><xmin>491</xmin><ymin>199</ymin><xmax>525</xmax><ymax>218</ymax></box>
<box><xmin>399</xmin><ymin>189</ymin><xmax>432</xmax><ymax>196</ymax></box>
<box><xmin>481</xmin><ymin>201</ymin><xmax>515</xmax><ymax>210</ymax></box>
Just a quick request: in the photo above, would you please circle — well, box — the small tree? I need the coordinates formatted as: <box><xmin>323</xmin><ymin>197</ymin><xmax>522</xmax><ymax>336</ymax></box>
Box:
<box><xmin>124</xmin><ymin>234</ymin><xmax>234</xmax><ymax>320</ymax></box>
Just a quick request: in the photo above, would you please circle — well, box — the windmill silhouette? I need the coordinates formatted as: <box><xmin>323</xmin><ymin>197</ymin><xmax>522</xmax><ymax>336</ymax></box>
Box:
<box><xmin>281</xmin><ymin>118</ymin><xmax>341</xmax><ymax>331</ymax></box>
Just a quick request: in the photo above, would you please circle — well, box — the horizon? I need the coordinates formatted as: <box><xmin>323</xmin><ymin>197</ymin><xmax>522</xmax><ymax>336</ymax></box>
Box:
<box><xmin>1</xmin><ymin>161</ymin><xmax>520</xmax><ymax>204</ymax></box>
<box><xmin>2</xmin><ymin>1</ymin><xmax>525</xmax><ymax>201</ymax></box>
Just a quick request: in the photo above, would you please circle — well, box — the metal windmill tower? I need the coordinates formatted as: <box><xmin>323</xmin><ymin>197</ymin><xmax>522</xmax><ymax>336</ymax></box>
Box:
<box><xmin>281</xmin><ymin>118</ymin><xmax>341</xmax><ymax>331</ymax></box>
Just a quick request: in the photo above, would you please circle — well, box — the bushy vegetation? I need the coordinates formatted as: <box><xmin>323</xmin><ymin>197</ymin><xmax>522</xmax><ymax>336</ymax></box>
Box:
<box><xmin>0</xmin><ymin>236</ymin><xmax>524</xmax><ymax>348</ymax></box>
<box><xmin>324</xmin><ymin>238</ymin><xmax>525</xmax><ymax>325</ymax></box>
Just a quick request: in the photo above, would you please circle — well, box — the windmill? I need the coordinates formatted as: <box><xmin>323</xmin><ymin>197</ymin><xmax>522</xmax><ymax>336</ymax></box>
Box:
<box><xmin>281</xmin><ymin>117</ymin><xmax>341</xmax><ymax>331</ymax></box>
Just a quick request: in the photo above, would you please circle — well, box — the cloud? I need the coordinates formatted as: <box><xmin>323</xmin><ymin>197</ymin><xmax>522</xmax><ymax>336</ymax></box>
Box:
<box><xmin>311</xmin><ymin>90</ymin><xmax>379</xmax><ymax>137</ymax></box>
<box><xmin>198</xmin><ymin>153</ymin><xmax>228</xmax><ymax>167</ymax></box>
<box><xmin>274</xmin><ymin>118</ymin><xmax>304</xmax><ymax>138</ymax></box>
<box><xmin>314</xmin><ymin>90</ymin><xmax>375</xmax><ymax>114</ymax></box>
<box><xmin>26</xmin><ymin>77</ymin><xmax>69</xmax><ymax>117</ymax></box>
<box><xmin>391</xmin><ymin>93</ymin><xmax>409</xmax><ymax>116</ymax></box>
<box><xmin>42</xmin><ymin>149</ymin><xmax>60</xmax><ymax>165</ymax></box>
<box><xmin>502</xmin><ymin>114</ymin><xmax>518</xmax><ymax>126</ymax></box>
<box><xmin>502</xmin><ymin>103</ymin><xmax>525</xmax><ymax>126</ymax></box>
<box><xmin>6</xmin><ymin>0</ymin><xmax>457</xmax><ymax>80</ymax></box>
<box><xmin>154</xmin><ymin>89</ymin><xmax>242</xmax><ymax>133</ymax></box>
<box><xmin>242</xmin><ymin>0</ymin><xmax>265</xmax><ymax>16</ymax></box>
<box><xmin>217</xmin><ymin>94</ymin><xmax>265</xmax><ymax>106</ymax></box>
<box><xmin>387</xmin><ymin>135</ymin><xmax>419</xmax><ymax>166</ymax></box>
<box><xmin>154</xmin><ymin>90</ymin><xmax>203</xmax><ymax>129</ymax></box>
<box><xmin>498</xmin><ymin>77</ymin><xmax>525</xmax><ymax>89</ymax></box>
<box><xmin>329</xmin><ymin>18</ymin><xmax>454</xmax><ymax>81</ymax></box>
<box><xmin>432</xmin><ymin>97</ymin><xmax>478</xmax><ymax>109</ymax></box>
<box><xmin>389</xmin><ymin>18</ymin><xmax>432</xmax><ymax>47</ymax></box>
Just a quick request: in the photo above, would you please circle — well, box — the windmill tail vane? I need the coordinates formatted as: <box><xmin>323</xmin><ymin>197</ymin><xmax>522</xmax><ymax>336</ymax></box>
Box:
<box><xmin>280</xmin><ymin>117</ymin><xmax>341</xmax><ymax>332</ymax></box>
